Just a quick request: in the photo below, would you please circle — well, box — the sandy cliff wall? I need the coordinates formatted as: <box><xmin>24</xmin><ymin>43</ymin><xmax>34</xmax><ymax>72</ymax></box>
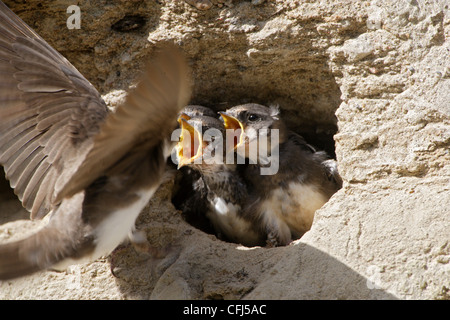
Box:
<box><xmin>0</xmin><ymin>0</ymin><xmax>448</xmax><ymax>299</ymax></box>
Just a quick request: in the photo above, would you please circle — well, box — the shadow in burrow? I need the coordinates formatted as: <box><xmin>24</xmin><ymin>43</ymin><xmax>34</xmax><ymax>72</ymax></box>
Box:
<box><xmin>169</xmin><ymin>15</ymin><xmax>344</xmax><ymax>245</ymax></box>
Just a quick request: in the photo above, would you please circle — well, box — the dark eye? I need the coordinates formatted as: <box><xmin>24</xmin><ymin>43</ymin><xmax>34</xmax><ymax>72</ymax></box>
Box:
<box><xmin>248</xmin><ymin>114</ymin><xmax>259</xmax><ymax>122</ymax></box>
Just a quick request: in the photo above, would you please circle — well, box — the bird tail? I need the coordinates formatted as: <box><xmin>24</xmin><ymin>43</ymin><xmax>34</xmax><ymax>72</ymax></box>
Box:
<box><xmin>0</xmin><ymin>227</ymin><xmax>63</xmax><ymax>280</ymax></box>
<box><xmin>0</xmin><ymin>221</ymin><xmax>91</xmax><ymax>280</ymax></box>
<box><xmin>0</xmin><ymin>194</ymin><xmax>89</xmax><ymax>280</ymax></box>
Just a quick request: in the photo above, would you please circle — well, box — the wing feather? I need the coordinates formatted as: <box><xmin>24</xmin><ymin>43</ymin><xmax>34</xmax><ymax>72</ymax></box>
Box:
<box><xmin>55</xmin><ymin>45</ymin><xmax>191</xmax><ymax>201</ymax></box>
<box><xmin>0</xmin><ymin>2</ymin><xmax>108</xmax><ymax>219</ymax></box>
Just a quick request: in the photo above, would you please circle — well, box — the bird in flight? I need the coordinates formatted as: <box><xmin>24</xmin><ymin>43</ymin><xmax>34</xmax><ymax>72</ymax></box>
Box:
<box><xmin>0</xmin><ymin>1</ymin><xmax>191</xmax><ymax>280</ymax></box>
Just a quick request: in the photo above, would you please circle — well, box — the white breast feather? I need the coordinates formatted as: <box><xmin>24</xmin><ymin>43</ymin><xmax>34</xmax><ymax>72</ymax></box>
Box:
<box><xmin>260</xmin><ymin>182</ymin><xmax>328</xmax><ymax>241</ymax></box>
<box><xmin>93</xmin><ymin>187</ymin><xmax>157</xmax><ymax>259</ymax></box>
<box><xmin>208</xmin><ymin>196</ymin><xmax>260</xmax><ymax>246</ymax></box>
<box><xmin>53</xmin><ymin>187</ymin><xmax>157</xmax><ymax>270</ymax></box>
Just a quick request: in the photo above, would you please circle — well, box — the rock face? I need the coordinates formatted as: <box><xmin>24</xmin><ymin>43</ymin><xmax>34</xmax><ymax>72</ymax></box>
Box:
<box><xmin>0</xmin><ymin>0</ymin><xmax>448</xmax><ymax>299</ymax></box>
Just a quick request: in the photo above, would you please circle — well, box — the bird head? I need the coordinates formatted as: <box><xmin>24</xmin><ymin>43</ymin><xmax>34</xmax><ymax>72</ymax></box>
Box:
<box><xmin>178</xmin><ymin>105</ymin><xmax>216</xmax><ymax>120</ymax></box>
<box><xmin>220</xmin><ymin>103</ymin><xmax>285</xmax><ymax>159</ymax></box>
<box><xmin>176</xmin><ymin>115</ymin><xmax>226</xmax><ymax>169</ymax></box>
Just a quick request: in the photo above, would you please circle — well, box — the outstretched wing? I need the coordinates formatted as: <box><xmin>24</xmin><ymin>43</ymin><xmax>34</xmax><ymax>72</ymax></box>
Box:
<box><xmin>54</xmin><ymin>45</ymin><xmax>192</xmax><ymax>201</ymax></box>
<box><xmin>0</xmin><ymin>2</ymin><xmax>109</xmax><ymax>219</ymax></box>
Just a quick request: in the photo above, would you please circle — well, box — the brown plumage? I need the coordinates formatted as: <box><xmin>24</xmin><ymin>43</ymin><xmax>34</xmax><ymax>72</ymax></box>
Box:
<box><xmin>222</xmin><ymin>103</ymin><xmax>342</xmax><ymax>246</ymax></box>
<box><xmin>175</xmin><ymin>115</ymin><xmax>262</xmax><ymax>246</ymax></box>
<box><xmin>0</xmin><ymin>1</ymin><xmax>191</xmax><ymax>279</ymax></box>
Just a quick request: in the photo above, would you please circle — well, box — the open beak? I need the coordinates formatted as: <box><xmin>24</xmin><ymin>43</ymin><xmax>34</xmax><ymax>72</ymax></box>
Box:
<box><xmin>177</xmin><ymin>112</ymin><xmax>191</xmax><ymax>126</ymax></box>
<box><xmin>219</xmin><ymin>112</ymin><xmax>245</xmax><ymax>149</ymax></box>
<box><xmin>177</xmin><ymin>118</ymin><xmax>203</xmax><ymax>168</ymax></box>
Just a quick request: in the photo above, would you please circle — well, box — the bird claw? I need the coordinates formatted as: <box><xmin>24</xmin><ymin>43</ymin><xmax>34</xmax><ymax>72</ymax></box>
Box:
<box><xmin>129</xmin><ymin>229</ymin><xmax>176</xmax><ymax>259</ymax></box>
<box><xmin>265</xmin><ymin>231</ymin><xmax>279</xmax><ymax>248</ymax></box>
<box><xmin>109</xmin><ymin>243</ymin><xmax>129</xmax><ymax>277</ymax></box>
<box><xmin>109</xmin><ymin>230</ymin><xmax>176</xmax><ymax>278</ymax></box>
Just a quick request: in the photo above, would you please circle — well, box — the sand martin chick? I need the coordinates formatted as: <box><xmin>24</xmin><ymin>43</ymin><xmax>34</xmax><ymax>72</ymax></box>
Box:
<box><xmin>175</xmin><ymin>115</ymin><xmax>262</xmax><ymax>246</ymax></box>
<box><xmin>221</xmin><ymin>103</ymin><xmax>342</xmax><ymax>246</ymax></box>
